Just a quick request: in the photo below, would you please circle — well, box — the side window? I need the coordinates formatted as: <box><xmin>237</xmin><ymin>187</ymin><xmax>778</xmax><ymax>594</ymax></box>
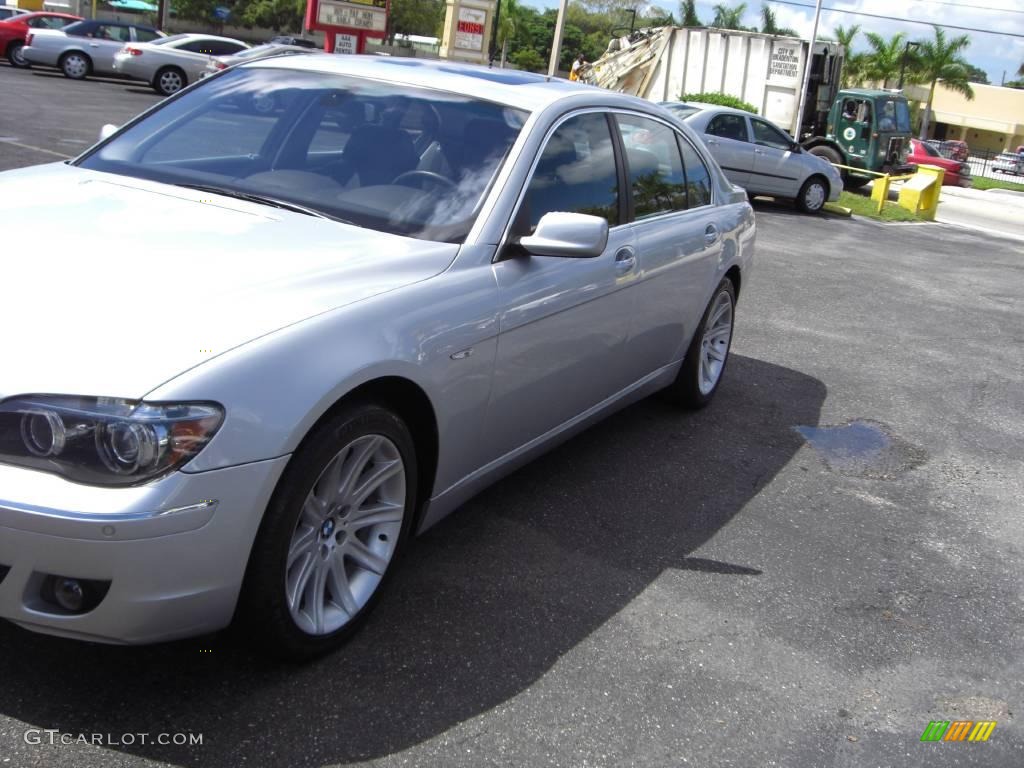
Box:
<box><xmin>97</xmin><ymin>25</ymin><xmax>131</xmax><ymax>42</ymax></box>
<box><xmin>677</xmin><ymin>136</ymin><xmax>713</xmax><ymax>208</ymax></box>
<box><xmin>616</xmin><ymin>114</ymin><xmax>687</xmax><ymax>219</ymax></box>
<box><xmin>751</xmin><ymin>119</ymin><xmax>793</xmax><ymax>151</ymax></box>
<box><xmin>520</xmin><ymin>112</ymin><xmax>619</xmax><ymax>233</ymax></box>
<box><xmin>133</xmin><ymin>28</ymin><xmax>160</xmax><ymax>43</ymax></box>
<box><xmin>216</xmin><ymin>42</ymin><xmax>247</xmax><ymax>55</ymax></box>
<box><xmin>706</xmin><ymin>114</ymin><xmax>749</xmax><ymax>143</ymax></box>
<box><xmin>176</xmin><ymin>40</ymin><xmax>211</xmax><ymax>53</ymax></box>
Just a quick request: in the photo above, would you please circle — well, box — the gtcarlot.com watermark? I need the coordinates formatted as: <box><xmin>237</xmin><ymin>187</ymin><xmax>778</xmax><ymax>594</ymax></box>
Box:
<box><xmin>24</xmin><ymin>729</ymin><xmax>203</xmax><ymax>747</ymax></box>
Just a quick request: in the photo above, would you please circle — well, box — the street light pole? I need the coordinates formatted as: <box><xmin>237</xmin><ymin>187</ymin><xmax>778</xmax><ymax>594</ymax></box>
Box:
<box><xmin>547</xmin><ymin>0</ymin><xmax>569</xmax><ymax>77</ymax></box>
<box><xmin>897</xmin><ymin>41</ymin><xmax>919</xmax><ymax>90</ymax></box>
<box><xmin>794</xmin><ymin>0</ymin><xmax>823</xmax><ymax>140</ymax></box>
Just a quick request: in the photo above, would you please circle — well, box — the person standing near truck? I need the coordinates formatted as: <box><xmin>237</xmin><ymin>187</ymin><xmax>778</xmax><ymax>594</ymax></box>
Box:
<box><xmin>569</xmin><ymin>53</ymin><xmax>585</xmax><ymax>81</ymax></box>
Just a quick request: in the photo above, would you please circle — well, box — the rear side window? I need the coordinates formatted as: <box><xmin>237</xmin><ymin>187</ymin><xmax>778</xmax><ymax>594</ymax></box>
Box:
<box><xmin>133</xmin><ymin>27</ymin><xmax>160</xmax><ymax>42</ymax></box>
<box><xmin>616</xmin><ymin>114</ymin><xmax>687</xmax><ymax>219</ymax></box>
<box><xmin>706</xmin><ymin>114</ymin><xmax>749</xmax><ymax>142</ymax></box>
<box><xmin>520</xmin><ymin>112</ymin><xmax>619</xmax><ymax>232</ymax></box>
<box><xmin>96</xmin><ymin>25</ymin><xmax>131</xmax><ymax>42</ymax></box>
<box><xmin>677</xmin><ymin>136</ymin><xmax>712</xmax><ymax>208</ymax></box>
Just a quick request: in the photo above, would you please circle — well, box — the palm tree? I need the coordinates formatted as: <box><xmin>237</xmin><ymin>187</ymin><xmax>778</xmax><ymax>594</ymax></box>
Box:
<box><xmin>760</xmin><ymin>4</ymin><xmax>796</xmax><ymax>36</ymax></box>
<box><xmin>833</xmin><ymin>24</ymin><xmax>866</xmax><ymax>88</ymax></box>
<box><xmin>916</xmin><ymin>26</ymin><xmax>974</xmax><ymax>139</ymax></box>
<box><xmin>711</xmin><ymin>2</ymin><xmax>747</xmax><ymax>30</ymax></box>
<box><xmin>496</xmin><ymin>0</ymin><xmax>519</xmax><ymax>68</ymax></box>
<box><xmin>863</xmin><ymin>32</ymin><xmax>907</xmax><ymax>88</ymax></box>
<box><xmin>679</xmin><ymin>0</ymin><xmax>701</xmax><ymax>27</ymax></box>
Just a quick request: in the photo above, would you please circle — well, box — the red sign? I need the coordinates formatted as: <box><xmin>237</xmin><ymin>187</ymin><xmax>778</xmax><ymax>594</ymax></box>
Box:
<box><xmin>458</xmin><ymin>21</ymin><xmax>484</xmax><ymax>35</ymax></box>
<box><xmin>304</xmin><ymin>0</ymin><xmax>390</xmax><ymax>54</ymax></box>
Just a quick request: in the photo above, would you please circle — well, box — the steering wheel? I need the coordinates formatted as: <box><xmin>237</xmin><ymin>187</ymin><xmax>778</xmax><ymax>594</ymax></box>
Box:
<box><xmin>392</xmin><ymin>170</ymin><xmax>457</xmax><ymax>191</ymax></box>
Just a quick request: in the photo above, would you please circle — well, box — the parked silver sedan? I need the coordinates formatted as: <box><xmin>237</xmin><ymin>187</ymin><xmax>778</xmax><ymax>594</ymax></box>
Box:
<box><xmin>0</xmin><ymin>56</ymin><xmax>754</xmax><ymax>658</ymax></box>
<box><xmin>676</xmin><ymin>103</ymin><xmax>843</xmax><ymax>213</ymax></box>
<box><xmin>22</xmin><ymin>18</ymin><xmax>163</xmax><ymax>78</ymax></box>
<box><xmin>200</xmin><ymin>41</ymin><xmax>320</xmax><ymax>78</ymax></box>
<box><xmin>112</xmin><ymin>33</ymin><xmax>248</xmax><ymax>95</ymax></box>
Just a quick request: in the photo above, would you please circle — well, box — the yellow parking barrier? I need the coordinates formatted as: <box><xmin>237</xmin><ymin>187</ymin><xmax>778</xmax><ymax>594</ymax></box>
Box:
<box><xmin>897</xmin><ymin>165</ymin><xmax>944</xmax><ymax>221</ymax></box>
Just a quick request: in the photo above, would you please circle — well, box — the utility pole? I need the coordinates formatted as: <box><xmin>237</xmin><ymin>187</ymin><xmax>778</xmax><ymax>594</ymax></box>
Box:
<box><xmin>157</xmin><ymin>0</ymin><xmax>169</xmax><ymax>32</ymax></box>
<box><xmin>897</xmin><ymin>41</ymin><xmax>919</xmax><ymax>90</ymax></box>
<box><xmin>547</xmin><ymin>0</ymin><xmax>568</xmax><ymax>78</ymax></box>
<box><xmin>794</xmin><ymin>0</ymin><xmax>823</xmax><ymax>140</ymax></box>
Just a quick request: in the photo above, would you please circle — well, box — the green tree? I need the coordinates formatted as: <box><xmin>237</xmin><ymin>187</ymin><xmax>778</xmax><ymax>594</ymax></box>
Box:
<box><xmin>915</xmin><ymin>26</ymin><xmax>974</xmax><ymax>139</ymax></box>
<box><xmin>173</xmin><ymin>0</ymin><xmax>221</xmax><ymax>24</ymax></box>
<box><xmin>679</xmin><ymin>0</ymin><xmax>701</xmax><ymax>26</ymax></box>
<box><xmin>961</xmin><ymin>63</ymin><xmax>988</xmax><ymax>85</ymax></box>
<box><xmin>833</xmin><ymin>24</ymin><xmax>866</xmax><ymax>88</ymax></box>
<box><xmin>496</xmin><ymin>0</ymin><xmax>521</xmax><ymax>67</ymax></box>
<box><xmin>863</xmin><ymin>32</ymin><xmax>907</xmax><ymax>88</ymax></box>
<box><xmin>239</xmin><ymin>0</ymin><xmax>305</xmax><ymax>31</ymax></box>
<box><xmin>711</xmin><ymin>3</ymin><xmax>748</xmax><ymax>31</ymax></box>
<box><xmin>386</xmin><ymin>0</ymin><xmax>444</xmax><ymax>42</ymax></box>
<box><xmin>510</xmin><ymin>47</ymin><xmax>545</xmax><ymax>72</ymax></box>
<box><xmin>760</xmin><ymin>5</ymin><xmax>796</xmax><ymax>36</ymax></box>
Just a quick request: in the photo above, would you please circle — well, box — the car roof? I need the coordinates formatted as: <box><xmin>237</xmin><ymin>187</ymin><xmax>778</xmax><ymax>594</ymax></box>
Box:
<box><xmin>248</xmin><ymin>55</ymin><xmax>604</xmax><ymax>112</ymax></box>
<box><xmin>674</xmin><ymin>102</ymin><xmax>759</xmax><ymax>119</ymax></box>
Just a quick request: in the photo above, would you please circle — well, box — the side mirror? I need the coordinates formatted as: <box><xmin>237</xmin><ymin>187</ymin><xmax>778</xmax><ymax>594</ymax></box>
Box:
<box><xmin>517</xmin><ymin>212</ymin><xmax>609</xmax><ymax>258</ymax></box>
<box><xmin>789</xmin><ymin>141</ymin><xmax>801</xmax><ymax>153</ymax></box>
<box><xmin>99</xmin><ymin>123</ymin><xmax>118</xmax><ymax>141</ymax></box>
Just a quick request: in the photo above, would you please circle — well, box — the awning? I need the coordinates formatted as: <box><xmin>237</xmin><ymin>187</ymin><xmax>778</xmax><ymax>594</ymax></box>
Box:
<box><xmin>107</xmin><ymin>0</ymin><xmax>159</xmax><ymax>11</ymax></box>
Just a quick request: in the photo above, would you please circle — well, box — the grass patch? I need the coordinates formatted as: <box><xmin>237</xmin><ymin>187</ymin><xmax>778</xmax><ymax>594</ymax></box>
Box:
<box><xmin>972</xmin><ymin>176</ymin><xmax>1024</xmax><ymax>192</ymax></box>
<box><xmin>838</xmin><ymin>191</ymin><xmax>921</xmax><ymax>222</ymax></box>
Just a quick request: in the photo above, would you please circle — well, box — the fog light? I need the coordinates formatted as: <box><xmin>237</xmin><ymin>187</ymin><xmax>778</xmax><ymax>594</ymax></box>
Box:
<box><xmin>54</xmin><ymin>578</ymin><xmax>84</xmax><ymax>611</ymax></box>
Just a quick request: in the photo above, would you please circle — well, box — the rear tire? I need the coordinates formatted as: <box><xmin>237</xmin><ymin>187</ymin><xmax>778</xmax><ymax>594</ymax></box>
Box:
<box><xmin>662</xmin><ymin>278</ymin><xmax>736</xmax><ymax>410</ymax></box>
<box><xmin>237</xmin><ymin>402</ymin><xmax>417</xmax><ymax>660</ymax></box>
<box><xmin>59</xmin><ymin>51</ymin><xmax>90</xmax><ymax>80</ymax></box>
<box><xmin>7</xmin><ymin>41</ymin><xmax>29</xmax><ymax>68</ymax></box>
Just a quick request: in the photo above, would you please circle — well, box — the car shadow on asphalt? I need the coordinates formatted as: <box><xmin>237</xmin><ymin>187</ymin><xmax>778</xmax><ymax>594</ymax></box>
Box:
<box><xmin>0</xmin><ymin>354</ymin><xmax>826</xmax><ymax>767</ymax></box>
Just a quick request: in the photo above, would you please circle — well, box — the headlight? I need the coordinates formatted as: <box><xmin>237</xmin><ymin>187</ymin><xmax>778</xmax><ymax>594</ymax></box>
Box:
<box><xmin>0</xmin><ymin>396</ymin><xmax>223</xmax><ymax>486</ymax></box>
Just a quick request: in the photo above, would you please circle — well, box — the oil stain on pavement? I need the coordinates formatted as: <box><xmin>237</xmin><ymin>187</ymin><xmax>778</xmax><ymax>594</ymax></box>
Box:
<box><xmin>794</xmin><ymin>419</ymin><xmax>927</xmax><ymax>479</ymax></box>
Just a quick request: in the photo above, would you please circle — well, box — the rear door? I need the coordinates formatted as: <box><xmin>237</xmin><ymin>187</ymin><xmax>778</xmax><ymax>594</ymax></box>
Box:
<box><xmin>88</xmin><ymin>23</ymin><xmax>130</xmax><ymax>72</ymax></box>
<box><xmin>750</xmin><ymin>117</ymin><xmax>802</xmax><ymax>197</ymax></box>
<box><xmin>615</xmin><ymin>112</ymin><xmax>723</xmax><ymax>375</ymax></box>
<box><xmin>702</xmin><ymin>112</ymin><xmax>753</xmax><ymax>188</ymax></box>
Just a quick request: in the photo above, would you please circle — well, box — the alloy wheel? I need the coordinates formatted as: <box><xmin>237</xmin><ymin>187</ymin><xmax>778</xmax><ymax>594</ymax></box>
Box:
<box><xmin>285</xmin><ymin>434</ymin><xmax>406</xmax><ymax>636</ymax></box>
<box><xmin>158</xmin><ymin>69</ymin><xmax>184</xmax><ymax>95</ymax></box>
<box><xmin>698</xmin><ymin>290</ymin><xmax>733</xmax><ymax>395</ymax></box>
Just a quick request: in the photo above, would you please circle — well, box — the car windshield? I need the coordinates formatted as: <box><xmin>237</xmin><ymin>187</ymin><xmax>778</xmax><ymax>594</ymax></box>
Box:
<box><xmin>229</xmin><ymin>44</ymin><xmax>294</xmax><ymax>60</ymax></box>
<box><xmin>663</xmin><ymin>103</ymin><xmax>699</xmax><ymax>118</ymax></box>
<box><xmin>879</xmin><ymin>99</ymin><xmax>912</xmax><ymax>133</ymax></box>
<box><xmin>917</xmin><ymin>141</ymin><xmax>940</xmax><ymax>158</ymax></box>
<box><xmin>76</xmin><ymin>67</ymin><xmax>527</xmax><ymax>243</ymax></box>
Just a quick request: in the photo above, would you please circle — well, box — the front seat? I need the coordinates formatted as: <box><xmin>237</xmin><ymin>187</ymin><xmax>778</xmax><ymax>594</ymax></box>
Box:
<box><xmin>332</xmin><ymin>124</ymin><xmax>418</xmax><ymax>187</ymax></box>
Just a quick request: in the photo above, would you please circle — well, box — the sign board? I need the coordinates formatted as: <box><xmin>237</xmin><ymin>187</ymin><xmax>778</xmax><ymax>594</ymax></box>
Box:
<box><xmin>213</xmin><ymin>5</ymin><xmax>230</xmax><ymax>20</ymax></box>
<box><xmin>454</xmin><ymin>6</ymin><xmax>486</xmax><ymax>51</ymax></box>
<box><xmin>766</xmin><ymin>41</ymin><xmax>802</xmax><ymax>87</ymax></box>
<box><xmin>334</xmin><ymin>32</ymin><xmax>358</xmax><ymax>54</ymax></box>
<box><xmin>317</xmin><ymin>0</ymin><xmax>387</xmax><ymax>32</ymax></box>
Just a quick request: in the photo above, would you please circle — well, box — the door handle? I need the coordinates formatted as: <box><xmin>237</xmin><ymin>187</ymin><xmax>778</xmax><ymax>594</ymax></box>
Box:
<box><xmin>614</xmin><ymin>246</ymin><xmax>636</xmax><ymax>274</ymax></box>
<box><xmin>704</xmin><ymin>225</ymin><xmax>719</xmax><ymax>248</ymax></box>
<box><xmin>89</xmin><ymin>43</ymin><xmax>99</xmax><ymax>47</ymax></box>
<box><xmin>706</xmin><ymin>138</ymin><xmax>719</xmax><ymax>146</ymax></box>
<box><xmin>754</xmin><ymin>148</ymin><xmax>765</xmax><ymax>155</ymax></box>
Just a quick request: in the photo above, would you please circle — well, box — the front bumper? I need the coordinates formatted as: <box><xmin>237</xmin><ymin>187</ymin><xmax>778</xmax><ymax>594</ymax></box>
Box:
<box><xmin>0</xmin><ymin>455</ymin><xmax>289</xmax><ymax>644</ymax></box>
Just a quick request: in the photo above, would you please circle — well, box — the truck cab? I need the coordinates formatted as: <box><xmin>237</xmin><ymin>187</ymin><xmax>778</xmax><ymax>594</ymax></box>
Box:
<box><xmin>810</xmin><ymin>89</ymin><xmax>913</xmax><ymax>184</ymax></box>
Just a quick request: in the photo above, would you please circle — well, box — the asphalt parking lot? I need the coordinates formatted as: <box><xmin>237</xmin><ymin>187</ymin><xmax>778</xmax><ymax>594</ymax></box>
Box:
<box><xmin>1</xmin><ymin>64</ymin><xmax>1022</xmax><ymax>768</ymax></box>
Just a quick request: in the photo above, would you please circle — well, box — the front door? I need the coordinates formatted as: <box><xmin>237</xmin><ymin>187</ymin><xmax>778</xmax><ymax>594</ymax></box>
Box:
<box><xmin>750</xmin><ymin>116</ymin><xmax>802</xmax><ymax>197</ymax></box>
<box><xmin>483</xmin><ymin>112</ymin><xmax>636</xmax><ymax>463</ymax></box>
<box><xmin>702</xmin><ymin>112</ymin><xmax>754</xmax><ymax>188</ymax></box>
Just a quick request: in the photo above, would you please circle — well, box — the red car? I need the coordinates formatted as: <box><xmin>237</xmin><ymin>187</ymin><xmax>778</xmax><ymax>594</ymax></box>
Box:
<box><xmin>0</xmin><ymin>11</ymin><xmax>80</xmax><ymax>67</ymax></box>
<box><xmin>908</xmin><ymin>138</ymin><xmax>972</xmax><ymax>187</ymax></box>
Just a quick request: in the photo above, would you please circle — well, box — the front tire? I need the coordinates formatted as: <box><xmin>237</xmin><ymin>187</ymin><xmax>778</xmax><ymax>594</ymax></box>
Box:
<box><xmin>238</xmin><ymin>402</ymin><xmax>417</xmax><ymax>660</ymax></box>
<box><xmin>7</xmin><ymin>41</ymin><xmax>29</xmax><ymax>68</ymax></box>
<box><xmin>60</xmin><ymin>51</ymin><xmax>90</xmax><ymax>79</ymax></box>
<box><xmin>797</xmin><ymin>175</ymin><xmax>828</xmax><ymax>213</ymax></box>
<box><xmin>663</xmin><ymin>278</ymin><xmax>736</xmax><ymax>409</ymax></box>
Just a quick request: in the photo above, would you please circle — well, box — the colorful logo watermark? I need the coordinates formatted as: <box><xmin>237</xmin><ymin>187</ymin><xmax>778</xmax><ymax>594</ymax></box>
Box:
<box><xmin>920</xmin><ymin>721</ymin><xmax>996</xmax><ymax>742</ymax></box>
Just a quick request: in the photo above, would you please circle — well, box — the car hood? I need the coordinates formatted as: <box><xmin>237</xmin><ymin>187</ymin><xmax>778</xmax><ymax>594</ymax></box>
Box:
<box><xmin>0</xmin><ymin>164</ymin><xmax>458</xmax><ymax>400</ymax></box>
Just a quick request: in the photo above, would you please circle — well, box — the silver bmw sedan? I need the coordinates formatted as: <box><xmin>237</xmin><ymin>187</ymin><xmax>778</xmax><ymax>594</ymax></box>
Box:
<box><xmin>0</xmin><ymin>55</ymin><xmax>755</xmax><ymax>658</ymax></box>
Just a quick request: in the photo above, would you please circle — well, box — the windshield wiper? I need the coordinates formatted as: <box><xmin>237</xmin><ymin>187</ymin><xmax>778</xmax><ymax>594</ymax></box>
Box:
<box><xmin>175</xmin><ymin>183</ymin><xmax>353</xmax><ymax>224</ymax></box>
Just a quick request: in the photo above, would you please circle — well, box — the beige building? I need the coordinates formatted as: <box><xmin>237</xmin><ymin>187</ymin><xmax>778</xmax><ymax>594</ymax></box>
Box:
<box><xmin>906</xmin><ymin>81</ymin><xmax>1024</xmax><ymax>153</ymax></box>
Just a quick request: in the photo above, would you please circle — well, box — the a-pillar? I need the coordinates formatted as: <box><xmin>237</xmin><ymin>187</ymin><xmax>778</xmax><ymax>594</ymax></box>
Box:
<box><xmin>439</xmin><ymin>0</ymin><xmax>497</xmax><ymax>65</ymax></box>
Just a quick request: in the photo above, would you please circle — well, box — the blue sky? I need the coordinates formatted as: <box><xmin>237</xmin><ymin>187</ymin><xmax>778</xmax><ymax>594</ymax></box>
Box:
<box><xmin>529</xmin><ymin>0</ymin><xmax>1024</xmax><ymax>85</ymax></box>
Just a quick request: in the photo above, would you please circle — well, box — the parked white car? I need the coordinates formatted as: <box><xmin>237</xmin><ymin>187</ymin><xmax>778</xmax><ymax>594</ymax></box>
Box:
<box><xmin>22</xmin><ymin>18</ymin><xmax>163</xmax><ymax>79</ymax></box>
<box><xmin>112</xmin><ymin>33</ymin><xmax>249</xmax><ymax>95</ymax></box>
<box><xmin>993</xmin><ymin>151</ymin><xmax>1024</xmax><ymax>176</ymax></box>
<box><xmin>674</xmin><ymin>103</ymin><xmax>843</xmax><ymax>213</ymax></box>
<box><xmin>201</xmin><ymin>41</ymin><xmax>320</xmax><ymax>78</ymax></box>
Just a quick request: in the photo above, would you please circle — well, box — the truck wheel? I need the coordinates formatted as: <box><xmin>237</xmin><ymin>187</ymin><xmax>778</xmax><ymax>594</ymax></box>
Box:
<box><xmin>843</xmin><ymin>176</ymin><xmax>871</xmax><ymax>190</ymax></box>
<box><xmin>797</xmin><ymin>176</ymin><xmax>828</xmax><ymax>214</ymax></box>
<box><xmin>808</xmin><ymin>145</ymin><xmax>842</xmax><ymax>168</ymax></box>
